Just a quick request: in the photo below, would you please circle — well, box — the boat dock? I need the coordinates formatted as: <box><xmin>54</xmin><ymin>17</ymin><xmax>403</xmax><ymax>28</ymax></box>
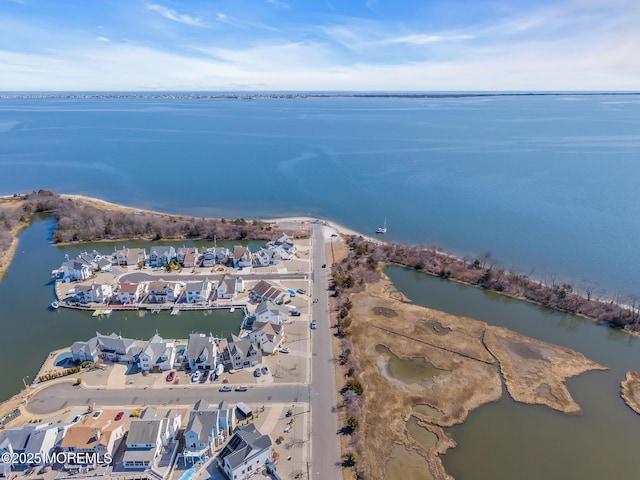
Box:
<box><xmin>170</xmin><ymin>307</ymin><xmax>180</xmax><ymax>315</ymax></box>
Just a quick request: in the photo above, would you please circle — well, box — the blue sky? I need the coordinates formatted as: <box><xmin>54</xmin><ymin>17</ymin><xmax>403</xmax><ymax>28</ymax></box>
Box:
<box><xmin>0</xmin><ymin>0</ymin><xmax>638</xmax><ymax>91</ymax></box>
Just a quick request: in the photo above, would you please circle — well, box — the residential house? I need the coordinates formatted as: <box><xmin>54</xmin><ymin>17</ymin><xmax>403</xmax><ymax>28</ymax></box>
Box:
<box><xmin>0</xmin><ymin>424</ymin><xmax>60</xmax><ymax>475</ymax></box>
<box><xmin>224</xmin><ymin>336</ymin><xmax>262</xmax><ymax>370</ymax></box>
<box><xmin>148</xmin><ymin>246</ymin><xmax>176</xmax><ymax>268</ymax></box>
<box><xmin>216</xmin><ymin>424</ymin><xmax>272</xmax><ymax>480</ymax></box>
<box><xmin>95</xmin><ymin>332</ymin><xmax>137</xmax><ymax>363</ymax></box>
<box><xmin>147</xmin><ymin>280</ymin><xmax>183</xmax><ymax>303</ymax></box>
<box><xmin>177</xmin><ymin>247</ymin><xmax>199</xmax><ymax>268</ymax></box>
<box><xmin>183</xmin><ymin>400</ymin><xmax>236</xmax><ymax>464</ymax></box>
<box><xmin>78</xmin><ymin>251</ymin><xmax>112</xmax><ymax>272</ymax></box>
<box><xmin>267</xmin><ymin>234</ymin><xmax>297</xmax><ymax>257</ymax></box>
<box><xmin>248</xmin><ymin>321</ymin><xmax>285</xmax><ymax>355</ymax></box>
<box><xmin>75</xmin><ymin>282</ymin><xmax>113</xmax><ymax>304</ymax></box>
<box><xmin>217</xmin><ymin>275</ymin><xmax>244</xmax><ymax>300</ymax></box>
<box><xmin>249</xmin><ymin>280</ymin><xmax>288</xmax><ymax>304</ymax></box>
<box><xmin>185</xmin><ymin>279</ymin><xmax>213</xmax><ymax>304</ymax></box>
<box><xmin>116</xmin><ymin>281</ymin><xmax>146</xmax><ymax>305</ymax></box>
<box><xmin>232</xmin><ymin>246</ymin><xmax>252</xmax><ymax>269</ymax></box>
<box><xmin>60</xmin><ymin>416</ymin><xmax>124</xmax><ymax>465</ymax></box>
<box><xmin>254</xmin><ymin>301</ymin><xmax>289</xmax><ymax>325</ymax></box>
<box><xmin>122</xmin><ymin>407</ymin><xmax>181</xmax><ymax>470</ymax></box>
<box><xmin>61</xmin><ymin>259</ymin><xmax>92</xmax><ymax>282</ymax></box>
<box><xmin>185</xmin><ymin>333</ymin><xmax>219</xmax><ymax>371</ymax></box>
<box><xmin>70</xmin><ymin>337</ymin><xmax>100</xmax><ymax>363</ymax></box>
<box><xmin>253</xmin><ymin>248</ymin><xmax>282</xmax><ymax>267</ymax></box>
<box><xmin>113</xmin><ymin>247</ymin><xmax>147</xmax><ymax>266</ymax></box>
<box><xmin>137</xmin><ymin>333</ymin><xmax>176</xmax><ymax>372</ymax></box>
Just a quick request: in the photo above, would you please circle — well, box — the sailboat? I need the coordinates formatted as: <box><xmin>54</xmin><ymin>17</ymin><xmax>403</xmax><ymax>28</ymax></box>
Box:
<box><xmin>376</xmin><ymin>217</ymin><xmax>387</xmax><ymax>234</ymax></box>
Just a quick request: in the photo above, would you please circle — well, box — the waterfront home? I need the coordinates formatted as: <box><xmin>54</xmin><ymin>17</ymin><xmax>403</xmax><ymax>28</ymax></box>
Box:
<box><xmin>137</xmin><ymin>334</ymin><xmax>176</xmax><ymax>372</ymax></box>
<box><xmin>185</xmin><ymin>333</ymin><xmax>219</xmax><ymax>371</ymax></box>
<box><xmin>147</xmin><ymin>280</ymin><xmax>183</xmax><ymax>303</ymax></box>
<box><xmin>148</xmin><ymin>246</ymin><xmax>176</xmax><ymax>268</ymax></box>
<box><xmin>183</xmin><ymin>400</ymin><xmax>236</xmax><ymax>464</ymax></box>
<box><xmin>60</xmin><ymin>416</ymin><xmax>124</xmax><ymax>465</ymax></box>
<box><xmin>116</xmin><ymin>281</ymin><xmax>146</xmax><ymax>304</ymax></box>
<box><xmin>113</xmin><ymin>247</ymin><xmax>147</xmax><ymax>266</ymax></box>
<box><xmin>267</xmin><ymin>234</ymin><xmax>296</xmax><ymax>257</ymax></box>
<box><xmin>224</xmin><ymin>336</ymin><xmax>262</xmax><ymax>370</ymax></box>
<box><xmin>61</xmin><ymin>259</ymin><xmax>92</xmax><ymax>282</ymax></box>
<box><xmin>249</xmin><ymin>280</ymin><xmax>288</xmax><ymax>304</ymax></box>
<box><xmin>185</xmin><ymin>279</ymin><xmax>213</xmax><ymax>304</ymax></box>
<box><xmin>254</xmin><ymin>301</ymin><xmax>289</xmax><ymax>325</ymax></box>
<box><xmin>71</xmin><ymin>337</ymin><xmax>100</xmax><ymax>363</ymax></box>
<box><xmin>217</xmin><ymin>275</ymin><xmax>243</xmax><ymax>300</ymax></box>
<box><xmin>78</xmin><ymin>251</ymin><xmax>112</xmax><ymax>272</ymax></box>
<box><xmin>177</xmin><ymin>247</ymin><xmax>199</xmax><ymax>268</ymax></box>
<box><xmin>216</xmin><ymin>423</ymin><xmax>272</xmax><ymax>480</ymax></box>
<box><xmin>253</xmin><ymin>247</ymin><xmax>282</xmax><ymax>267</ymax></box>
<box><xmin>96</xmin><ymin>332</ymin><xmax>137</xmax><ymax>363</ymax></box>
<box><xmin>122</xmin><ymin>407</ymin><xmax>181</xmax><ymax>470</ymax></box>
<box><xmin>247</xmin><ymin>321</ymin><xmax>285</xmax><ymax>355</ymax></box>
<box><xmin>75</xmin><ymin>282</ymin><xmax>113</xmax><ymax>304</ymax></box>
<box><xmin>0</xmin><ymin>424</ymin><xmax>60</xmax><ymax>475</ymax></box>
<box><xmin>232</xmin><ymin>246</ymin><xmax>252</xmax><ymax>269</ymax></box>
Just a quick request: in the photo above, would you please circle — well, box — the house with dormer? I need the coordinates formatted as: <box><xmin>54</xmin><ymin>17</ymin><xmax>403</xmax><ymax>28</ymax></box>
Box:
<box><xmin>185</xmin><ymin>279</ymin><xmax>213</xmax><ymax>304</ymax></box>
<box><xmin>148</xmin><ymin>246</ymin><xmax>176</xmax><ymax>268</ymax></box>
<box><xmin>217</xmin><ymin>275</ymin><xmax>243</xmax><ymax>300</ymax></box>
<box><xmin>61</xmin><ymin>259</ymin><xmax>92</xmax><ymax>282</ymax></box>
<box><xmin>116</xmin><ymin>281</ymin><xmax>146</xmax><ymax>304</ymax></box>
<box><xmin>183</xmin><ymin>400</ymin><xmax>236</xmax><ymax>464</ymax></box>
<box><xmin>137</xmin><ymin>333</ymin><xmax>176</xmax><ymax>372</ymax></box>
<box><xmin>247</xmin><ymin>321</ymin><xmax>285</xmax><ymax>355</ymax></box>
<box><xmin>147</xmin><ymin>280</ymin><xmax>183</xmax><ymax>303</ymax></box>
<box><xmin>216</xmin><ymin>424</ymin><xmax>272</xmax><ymax>480</ymax></box>
<box><xmin>122</xmin><ymin>407</ymin><xmax>181</xmax><ymax>470</ymax></box>
<box><xmin>60</xmin><ymin>416</ymin><xmax>124</xmax><ymax>465</ymax></box>
<box><xmin>249</xmin><ymin>280</ymin><xmax>288</xmax><ymax>304</ymax></box>
<box><xmin>254</xmin><ymin>301</ymin><xmax>289</xmax><ymax>325</ymax></box>
<box><xmin>232</xmin><ymin>246</ymin><xmax>252</xmax><ymax>269</ymax></box>
<box><xmin>224</xmin><ymin>336</ymin><xmax>262</xmax><ymax>370</ymax></box>
<box><xmin>177</xmin><ymin>247</ymin><xmax>199</xmax><ymax>268</ymax></box>
<box><xmin>185</xmin><ymin>333</ymin><xmax>219</xmax><ymax>371</ymax></box>
<box><xmin>75</xmin><ymin>282</ymin><xmax>113</xmax><ymax>304</ymax></box>
<box><xmin>113</xmin><ymin>247</ymin><xmax>147</xmax><ymax>266</ymax></box>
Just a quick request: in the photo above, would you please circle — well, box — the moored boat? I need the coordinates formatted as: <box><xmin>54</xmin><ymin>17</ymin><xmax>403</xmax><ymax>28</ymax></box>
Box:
<box><xmin>50</xmin><ymin>301</ymin><xmax>59</xmax><ymax>310</ymax></box>
<box><xmin>376</xmin><ymin>217</ymin><xmax>387</xmax><ymax>234</ymax></box>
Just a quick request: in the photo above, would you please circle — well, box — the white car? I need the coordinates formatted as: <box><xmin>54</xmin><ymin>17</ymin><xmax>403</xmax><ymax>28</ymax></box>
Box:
<box><xmin>191</xmin><ymin>371</ymin><xmax>201</xmax><ymax>383</ymax></box>
<box><xmin>261</xmin><ymin>365</ymin><xmax>270</xmax><ymax>375</ymax></box>
<box><xmin>280</xmin><ymin>347</ymin><xmax>290</xmax><ymax>354</ymax></box>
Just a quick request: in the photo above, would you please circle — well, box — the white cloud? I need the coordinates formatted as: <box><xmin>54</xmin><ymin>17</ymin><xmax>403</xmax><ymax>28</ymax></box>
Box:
<box><xmin>266</xmin><ymin>0</ymin><xmax>289</xmax><ymax>9</ymax></box>
<box><xmin>381</xmin><ymin>34</ymin><xmax>474</xmax><ymax>45</ymax></box>
<box><xmin>147</xmin><ymin>4</ymin><xmax>205</xmax><ymax>27</ymax></box>
<box><xmin>96</xmin><ymin>36</ymin><xmax>110</xmax><ymax>42</ymax></box>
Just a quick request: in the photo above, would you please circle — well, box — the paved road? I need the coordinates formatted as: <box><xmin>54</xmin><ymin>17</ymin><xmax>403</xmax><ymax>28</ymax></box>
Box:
<box><xmin>310</xmin><ymin>224</ymin><xmax>342</xmax><ymax>477</ymax></box>
<box><xmin>27</xmin><ymin>383</ymin><xmax>309</xmax><ymax>414</ymax></box>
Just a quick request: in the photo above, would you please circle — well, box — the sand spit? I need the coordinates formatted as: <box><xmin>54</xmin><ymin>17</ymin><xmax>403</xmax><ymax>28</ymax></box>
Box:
<box><xmin>620</xmin><ymin>371</ymin><xmax>640</xmax><ymax>415</ymax></box>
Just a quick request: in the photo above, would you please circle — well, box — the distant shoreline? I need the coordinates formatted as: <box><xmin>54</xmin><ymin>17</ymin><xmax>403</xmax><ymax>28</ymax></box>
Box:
<box><xmin>1</xmin><ymin>91</ymin><xmax>639</xmax><ymax>100</ymax></box>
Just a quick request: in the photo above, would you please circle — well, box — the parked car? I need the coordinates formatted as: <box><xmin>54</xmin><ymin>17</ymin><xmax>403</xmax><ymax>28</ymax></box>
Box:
<box><xmin>219</xmin><ymin>385</ymin><xmax>233</xmax><ymax>392</ymax></box>
<box><xmin>235</xmin><ymin>385</ymin><xmax>248</xmax><ymax>392</ymax></box>
<box><xmin>280</xmin><ymin>347</ymin><xmax>290</xmax><ymax>354</ymax></box>
<box><xmin>296</xmin><ymin>288</ymin><xmax>306</xmax><ymax>294</ymax></box>
<box><xmin>330</xmin><ymin>233</ymin><xmax>338</xmax><ymax>237</ymax></box>
<box><xmin>261</xmin><ymin>365</ymin><xmax>270</xmax><ymax>375</ymax></box>
<box><xmin>115</xmin><ymin>411</ymin><xmax>124</xmax><ymax>421</ymax></box>
<box><xmin>166</xmin><ymin>371</ymin><xmax>175</xmax><ymax>382</ymax></box>
<box><xmin>254</xmin><ymin>369</ymin><xmax>262</xmax><ymax>378</ymax></box>
<box><xmin>321</xmin><ymin>263</ymin><xmax>326</xmax><ymax>268</ymax></box>
<box><xmin>310</xmin><ymin>320</ymin><xmax>317</xmax><ymax>329</ymax></box>
<box><xmin>191</xmin><ymin>371</ymin><xmax>201</xmax><ymax>383</ymax></box>
<box><xmin>290</xmin><ymin>310</ymin><xmax>301</xmax><ymax>317</ymax></box>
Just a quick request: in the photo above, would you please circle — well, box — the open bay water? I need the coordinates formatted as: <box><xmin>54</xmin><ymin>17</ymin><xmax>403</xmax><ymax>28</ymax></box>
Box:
<box><xmin>1</xmin><ymin>94</ymin><xmax>639</xmax><ymax>297</ymax></box>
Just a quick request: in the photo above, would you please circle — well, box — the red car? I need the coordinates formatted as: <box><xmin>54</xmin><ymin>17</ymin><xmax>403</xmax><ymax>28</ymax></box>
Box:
<box><xmin>115</xmin><ymin>411</ymin><xmax>124</xmax><ymax>421</ymax></box>
<box><xmin>166</xmin><ymin>371</ymin><xmax>175</xmax><ymax>382</ymax></box>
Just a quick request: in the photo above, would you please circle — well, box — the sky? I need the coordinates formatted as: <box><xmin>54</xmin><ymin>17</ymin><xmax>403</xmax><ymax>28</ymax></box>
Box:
<box><xmin>0</xmin><ymin>0</ymin><xmax>638</xmax><ymax>91</ymax></box>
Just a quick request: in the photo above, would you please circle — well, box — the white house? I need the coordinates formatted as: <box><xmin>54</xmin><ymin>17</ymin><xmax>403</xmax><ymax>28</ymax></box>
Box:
<box><xmin>122</xmin><ymin>408</ymin><xmax>181</xmax><ymax>470</ymax></box>
<box><xmin>254</xmin><ymin>301</ymin><xmax>289</xmax><ymax>325</ymax></box>
<box><xmin>185</xmin><ymin>279</ymin><xmax>213</xmax><ymax>304</ymax></box>
<box><xmin>249</xmin><ymin>280</ymin><xmax>288</xmax><ymax>304</ymax></box>
<box><xmin>183</xmin><ymin>400</ymin><xmax>236</xmax><ymax>464</ymax></box>
<box><xmin>137</xmin><ymin>333</ymin><xmax>176</xmax><ymax>372</ymax></box>
<box><xmin>147</xmin><ymin>280</ymin><xmax>183</xmax><ymax>303</ymax></box>
<box><xmin>232</xmin><ymin>246</ymin><xmax>252</xmax><ymax>269</ymax></box>
<box><xmin>216</xmin><ymin>424</ymin><xmax>272</xmax><ymax>480</ymax></box>
<box><xmin>62</xmin><ymin>259</ymin><xmax>92</xmax><ymax>282</ymax></box>
<box><xmin>116</xmin><ymin>281</ymin><xmax>146</xmax><ymax>304</ymax></box>
<box><xmin>217</xmin><ymin>275</ymin><xmax>243</xmax><ymax>300</ymax></box>
<box><xmin>75</xmin><ymin>282</ymin><xmax>113</xmax><ymax>304</ymax></box>
<box><xmin>267</xmin><ymin>234</ymin><xmax>297</xmax><ymax>257</ymax></box>
<box><xmin>185</xmin><ymin>333</ymin><xmax>219</xmax><ymax>371</ymax></box>
<box><xmin>253</xmin><ymin>248</ymin><xmax>282</xmax><ymax>267</ymax></box>
<box><xmin>113</xmin><ymin>247</ymin><xmax>147</xmax><ymax>266</ymax></box>
<box><xmin>0</xmin><ymin>424</ymin><xmax>60</xmax><ymax>476</ymax></box>
<box><xmin>248</xmin><ymin>321</ymin><xmax>285</xmax><ymax>355</ymax></box>
<box><xmin>148</xmin><ymin>246</ymin><xmax>176</xmax><ymax>268</ymax></box>
<box><xmin>224</xmin><ymin>337</ymin><xmax>262</xmax><ymax>370</ymax></box>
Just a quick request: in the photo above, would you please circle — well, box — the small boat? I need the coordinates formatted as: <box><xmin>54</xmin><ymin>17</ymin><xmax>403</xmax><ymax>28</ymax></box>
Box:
<box><xmin>50</xmin><ymin>301</ymin><xmax>59</xmax><ymax>310</ymax></box>
<box><xmin>376</xmin><ymin>217</ymin><xmax>387</xmax><ymax>234</ymax></box>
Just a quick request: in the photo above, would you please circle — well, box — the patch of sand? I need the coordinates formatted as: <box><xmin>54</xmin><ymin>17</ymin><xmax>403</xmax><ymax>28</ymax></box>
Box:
<box><xmin>620</xmin><ymin>371</ymin><xmax>640</xmax><ymax>414</ymax></box>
